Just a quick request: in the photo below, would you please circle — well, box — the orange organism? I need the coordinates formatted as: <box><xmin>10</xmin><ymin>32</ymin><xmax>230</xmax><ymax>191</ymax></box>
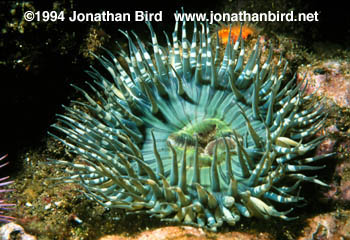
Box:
<box><xmin>217</xmin><ymin>23</ymin><xmax>255</xmax><ymax>45</ymax></box>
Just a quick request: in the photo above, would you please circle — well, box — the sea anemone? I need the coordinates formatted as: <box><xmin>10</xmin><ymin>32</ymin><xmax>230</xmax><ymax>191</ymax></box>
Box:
<box><xmin>0</xmin><ymin>154</ymin><xmax>15</xmax><ymax>223</ymax></box>
<box><xmin>50</xmin><ymin>19</ymin><xmax>333</xmax><ymax>231</ymax></box>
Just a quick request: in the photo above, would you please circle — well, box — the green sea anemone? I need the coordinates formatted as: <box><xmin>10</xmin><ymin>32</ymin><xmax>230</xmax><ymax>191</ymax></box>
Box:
<box><xmin>50</xmin><ymin>19</ymin><xmax>333</xmax><ymax>231</ymax></box>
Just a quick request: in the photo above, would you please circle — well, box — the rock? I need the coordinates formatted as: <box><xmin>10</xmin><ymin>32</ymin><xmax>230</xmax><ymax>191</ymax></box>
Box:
<box><xmin>298</xmin><ymin>211</ymin><xmax>350</xmax><ymax>240</ymax></box>
<box><xmin>298</xmin><ymin>60</ymin><xmax>350</xmax><ymax>108</ymax></box>
<box><xmin>0</xmin><ymin>222</ymin><xmax>36</xmax><ymax>240</ymax></box>
<box><xmin>98</xmin><ymin>226</ymin><xmax>274</xmax><ymax>240</ymax></box>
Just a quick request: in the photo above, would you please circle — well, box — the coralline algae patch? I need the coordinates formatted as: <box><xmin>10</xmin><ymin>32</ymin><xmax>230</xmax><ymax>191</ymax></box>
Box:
<box><xmin>297</xmin><ymin>212</ymin><xmax>350</xmax><ymax>240</ymax></box>
<box><xmin>297</xmin><ymin>60</ymin><xmax>350</xmax><ymax>108</ymax></box>
<box><xmin>97</xmin><ymin>226</ymin><xmax>273</xmax><ymax>240</ymax></box>
<box><xmin>312</xmin><ymin>118</ymin><xmax>350</xmax><ymax>210</ymax></box>
<box><xmin>323</xmin><ymin>156</ymin><xmax>350</xmax><ymax>206</ymax></box>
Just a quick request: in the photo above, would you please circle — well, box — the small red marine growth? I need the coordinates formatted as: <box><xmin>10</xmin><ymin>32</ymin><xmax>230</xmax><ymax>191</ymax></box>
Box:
<box><xmin>217</xmin><ymin>23</ymin><xmax>255</xmax><ymax>45</ymax></box>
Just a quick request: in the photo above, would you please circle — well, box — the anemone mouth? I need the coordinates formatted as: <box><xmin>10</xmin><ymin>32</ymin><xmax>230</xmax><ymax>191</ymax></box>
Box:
<box><xmin>166</xmin><ymin>118</ymin><xmax>239</xmax><ymax>167</ymax></box>
<box><xmin>49</xmin><ymin>18</ymin><xmax>333</xmax><ymax>231</ymax></box>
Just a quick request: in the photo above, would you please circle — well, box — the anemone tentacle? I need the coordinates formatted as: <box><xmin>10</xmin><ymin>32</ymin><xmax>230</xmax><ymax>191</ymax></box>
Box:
<box><xmin>0</xmin><ymin>154</ymin><xmax>15</xmax><ymax>223</ymax></box>
<box><xmin>50</xmin><ymin>18</ymin><xmax>332</xmax><ymax>231</ymax></box>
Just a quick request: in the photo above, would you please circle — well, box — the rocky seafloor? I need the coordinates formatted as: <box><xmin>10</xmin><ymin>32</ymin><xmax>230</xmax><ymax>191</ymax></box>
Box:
<box><xmin>1</xmin><ymin>1</ymin><xmax>350</xmax><ymax>240</ymax></box>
